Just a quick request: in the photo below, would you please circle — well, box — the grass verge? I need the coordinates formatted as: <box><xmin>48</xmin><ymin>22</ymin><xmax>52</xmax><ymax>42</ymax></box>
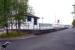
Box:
<box><xmin>0</xmin><ymin>31</ymin><xmax>29</xmax><ymax>38</ymax></box>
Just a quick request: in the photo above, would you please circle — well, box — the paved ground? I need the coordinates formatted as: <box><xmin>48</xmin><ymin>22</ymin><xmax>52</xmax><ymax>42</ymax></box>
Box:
<box><xmin>1</xmin><ymin>28</ymin><xmax>75</xmax><ymax>50</ymax></box>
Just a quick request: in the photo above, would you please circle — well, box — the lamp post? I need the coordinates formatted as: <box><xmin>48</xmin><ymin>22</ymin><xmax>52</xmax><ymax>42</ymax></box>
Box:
<box><xmin>72</xmin><ymin>4</ymin><xmax>75</xmax><ymax>19</ymax></box>
<box><xmin>72</xmin><ymin>0</ymin><xmax>75</xmax><ymax>20</ymax></box>
<box><xmin>42</xmin><ymin>17</ymin><xmax>44</xmax><ymax>24</ymax></box>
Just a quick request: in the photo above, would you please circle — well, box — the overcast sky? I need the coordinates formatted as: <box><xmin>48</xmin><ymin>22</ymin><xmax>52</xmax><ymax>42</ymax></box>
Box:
<box><xmin>29</xmin><ymin>0</ymin><xmax>74</xmax><ymax>25</ymax></box>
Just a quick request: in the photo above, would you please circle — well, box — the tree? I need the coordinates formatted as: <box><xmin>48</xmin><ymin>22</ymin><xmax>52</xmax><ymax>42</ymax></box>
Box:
<box><xmin>28</xmin><ymin>5</ymin><xmax>35</xmax><ymax>14</ymax></box>
<box><xmin>72</xmin><ymin>19</ymin><xmax>75</xmax><ymax>28</ymax></box>
<box><xmin>0</xmin><ymin>0</ymin><xmax>28</xmax><ymax>34</ymax></box>
<box><xmin>0</xmin><ymin>0</ymin><xmax>13</xmax><ymax>34</ymax></box>
<box><xmin>13</xmin><ymin>0</ymin><xmax>28</xmax><ymax>31</ymax></box>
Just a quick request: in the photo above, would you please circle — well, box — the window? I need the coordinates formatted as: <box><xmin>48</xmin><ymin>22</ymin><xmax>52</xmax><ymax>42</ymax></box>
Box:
<box><xmin>34</xmin><ymin>18</ymin><xmax>37</xmax><ymax>25</ymax></box>
<box><xmin>27</xmin><ymin>16</ymin><xmax>31</xmax><ymax>21</ymax></box>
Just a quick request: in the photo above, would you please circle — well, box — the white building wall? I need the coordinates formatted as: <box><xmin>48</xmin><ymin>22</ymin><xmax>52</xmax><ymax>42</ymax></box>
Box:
<box><xmin>20</xmin><ymin>18</ymin><xmax>39</xmax><ymax>29</ymax></box>
<box><xmin>21</xmin><ymin>18</ymin><xmax>33</xmax><ymax>29</ymax></box>
<box><xmin>39</xmin><ymin>23</ymin><xmax>54</xmax><ymax>30</ymax></box>
<box><xmin>8</xmin><ymin>18</ymin><xmax>54</xmax><ymax>30</ymax></box>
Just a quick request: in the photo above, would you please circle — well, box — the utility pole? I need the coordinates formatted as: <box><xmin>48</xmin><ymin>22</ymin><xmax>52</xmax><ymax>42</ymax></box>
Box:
<box><xmin>42</xmin><ymin>17</ymin><xmax>44</xmax><ymax>24</ymax></box>
<box><xmin>72</xmin><ymin>0</ymin><xmax>75</xmax><ymax>19</ymax></box>
<box><xmin>55</xmin><ymin>16</ymin><xmax>57</xmax><ymax>24</ymax></box>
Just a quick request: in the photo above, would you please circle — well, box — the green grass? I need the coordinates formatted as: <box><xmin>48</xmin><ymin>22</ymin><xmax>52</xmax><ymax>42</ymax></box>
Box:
<box><xmin>0</xmin><ymin>31</ymin><xmax>28</xmax><ymax>38</ymax></box>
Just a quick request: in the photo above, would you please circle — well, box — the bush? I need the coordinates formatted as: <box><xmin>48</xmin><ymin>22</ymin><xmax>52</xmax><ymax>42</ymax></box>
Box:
<box><xmin>72</xmin><ymin>19</ymin><xmax>75</xmax><ymax>27</ymax></box>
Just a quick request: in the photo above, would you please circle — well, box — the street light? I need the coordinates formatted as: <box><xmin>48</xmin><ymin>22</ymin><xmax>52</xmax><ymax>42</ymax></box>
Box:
<box><xmin>42</xmin><ymin>17</ymin><xmax>44</xmax><ymax>24</ymax></box>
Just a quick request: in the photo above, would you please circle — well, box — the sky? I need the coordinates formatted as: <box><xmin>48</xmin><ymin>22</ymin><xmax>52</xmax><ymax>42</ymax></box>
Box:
<box><xmin>29</xmin><ymin>0</ymin><xmax>74</xmax><ymax>25</ymax></box>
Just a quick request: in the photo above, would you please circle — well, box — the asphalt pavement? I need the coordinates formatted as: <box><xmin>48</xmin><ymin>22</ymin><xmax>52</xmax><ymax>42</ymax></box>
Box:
<box><xmin>1</xmin><ymin>28</ymin><xmax>75</xmax><ymax>50</ymax></box>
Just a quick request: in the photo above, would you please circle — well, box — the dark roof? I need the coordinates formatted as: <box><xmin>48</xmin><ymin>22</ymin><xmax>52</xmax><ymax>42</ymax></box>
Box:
<box><xmin>27</xmin><ymin>13</ymin><xmax>39</xmax><ymax>19</ymax></box>
<box><xmin>11</xmin><ymin>13</ymin><xmax>39</xmax><ymax>19</ymax></box>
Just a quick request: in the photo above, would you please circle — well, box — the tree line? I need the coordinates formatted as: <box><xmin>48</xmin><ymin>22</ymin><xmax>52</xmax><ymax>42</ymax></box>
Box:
<box><xmin>0</xmin><ymin>0</ymin><xmax>29</xmax><ymax>34</ymax></box>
